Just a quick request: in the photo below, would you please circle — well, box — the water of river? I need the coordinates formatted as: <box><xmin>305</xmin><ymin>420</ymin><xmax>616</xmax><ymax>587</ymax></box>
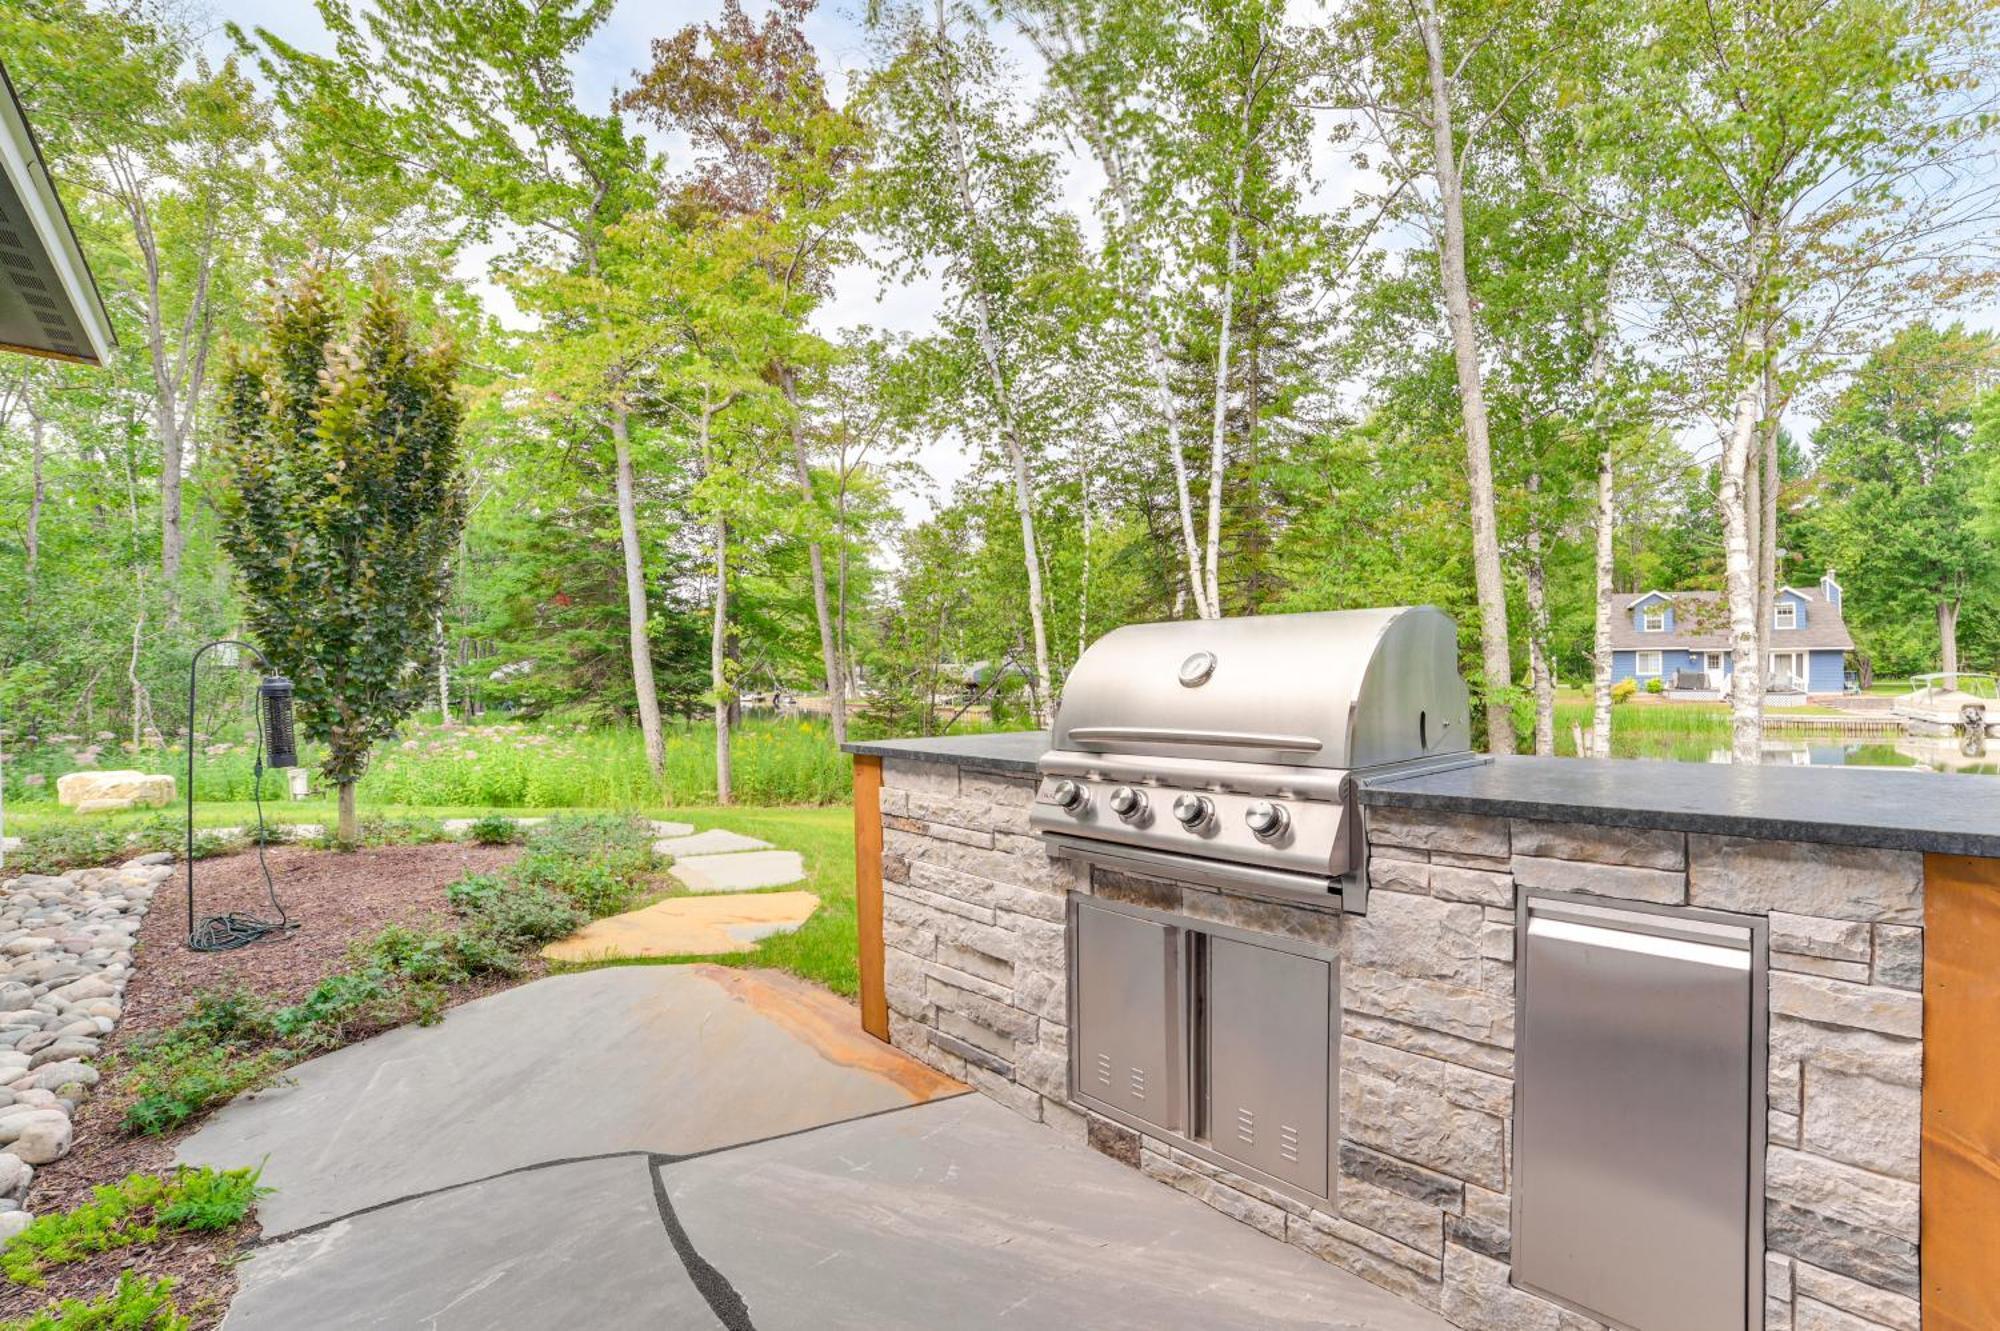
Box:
<box><xmin>1618</xmin><ymin>733</ymin><xmax>2000</xmax><ymax>775</ymax></box>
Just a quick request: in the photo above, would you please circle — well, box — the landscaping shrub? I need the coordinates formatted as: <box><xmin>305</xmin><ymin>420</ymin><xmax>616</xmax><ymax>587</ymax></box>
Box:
<box><xmin>1610</xmin><ymin>678</ymin><xmax>1638</xmax><ymax>704</ymax></box>
<box><xmin>304</xmin><ymin>814</ymin><xmax>450</xmax><ymax>850</ymax></box>
<box><xmin>268</xmin><ymin>970</ymin><xmax>402</xmax><ymax>1046</ymax></box>
<box><xmin>9</xmin><ymin>826</ymin><xmax>131</xmax><ymax>877</ymax></box>
<box><xmin>448</xmin><ymin>874</ymin><xmax>584</xmax><ymax>973</ymax></box>
<box><xmin>121</xmin><ymin>1041</ymin><xmax>285</xmax><ymax>1137</ymax></box>
<box><xmin>1645</xmin><ymin>677</ymin><xmax>1665</xmax><ymax>694</ymax></box>
<box><xmin>0</xmin><ymin>1167</ymin><xmax>267</xmax><ymax>1287</ymax></box>
<box><xmin>466</xmin><ymin>813</ymin><xmax>519</xmax><ymax>845</ymax></box>
<box><xmin>3</xmin><ymin>1273</ymin><xmax>190</xmax><ymax>1331</ymax></box>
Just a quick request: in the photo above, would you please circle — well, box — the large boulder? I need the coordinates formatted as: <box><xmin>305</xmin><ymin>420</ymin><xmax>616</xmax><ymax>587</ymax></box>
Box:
<box><xmin>54</xmin><ymin>770</ymin><xmax>174</xmax><ymax>811</ymax></box>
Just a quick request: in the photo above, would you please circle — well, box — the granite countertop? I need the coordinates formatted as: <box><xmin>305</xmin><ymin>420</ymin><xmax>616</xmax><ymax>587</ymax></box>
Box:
<box><xmin>1363</xmin><ymin>754</ymin><xmax>2000</xmax><ymax>857</ymax></box>
<box><xmin>842</xmin><ymin>731</ymin><xmax>1048</xmax><ymax>774</ymax></box>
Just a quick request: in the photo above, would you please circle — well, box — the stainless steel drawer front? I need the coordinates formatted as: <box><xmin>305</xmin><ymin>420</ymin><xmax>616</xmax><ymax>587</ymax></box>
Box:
<box><xmin>1205</xmin><ymin>936</ymin><xmax>1332</xmax><ymax>1194</ymax></box>
<box><xmin>1514</xmin><ymin>895</ymin><xmax>1764</xmax><ymax>1331</ymax></box>
<box><xmin>1073</xmin><ymin>901</ymin><xmax>1182</xmax><ymax>1132</ymax></box>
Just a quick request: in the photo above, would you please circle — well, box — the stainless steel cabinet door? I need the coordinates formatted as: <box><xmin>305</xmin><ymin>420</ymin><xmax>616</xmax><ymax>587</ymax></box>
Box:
<box><xmin>1073</xmin><ymin>902</ymin><xmax>1182</xmax><ymax>1132</ymax></box>
<box><xmin>1515</xmin><ymin>897</ymin><xmax>1760</xmax><ymax>1331</ymax></box>
<box><xmin>1205</xmin><ymin>935</ymin><xmax>1333</xmax><ymax>1195</ymax></box>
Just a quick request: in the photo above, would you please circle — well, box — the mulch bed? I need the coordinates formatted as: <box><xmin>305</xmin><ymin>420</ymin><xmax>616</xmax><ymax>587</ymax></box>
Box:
<box><xmin>0</xmin><ymin>841</ymin><xmax>526</xmax><ymax>1328</ymax></box>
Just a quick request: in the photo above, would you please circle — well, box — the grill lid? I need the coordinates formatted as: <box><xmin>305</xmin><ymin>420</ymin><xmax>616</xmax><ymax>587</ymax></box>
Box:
<box><xmin>1050</xmin><ymin>606</ymin><xmax>1470</xmax><ymax>771</ymax></box>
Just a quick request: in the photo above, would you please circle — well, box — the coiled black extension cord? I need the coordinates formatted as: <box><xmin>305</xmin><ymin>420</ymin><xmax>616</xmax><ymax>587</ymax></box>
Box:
<box><xmin>187</xmin><ymin>640</ymin><xmax>297</xmax><ymax>952</ymax></box>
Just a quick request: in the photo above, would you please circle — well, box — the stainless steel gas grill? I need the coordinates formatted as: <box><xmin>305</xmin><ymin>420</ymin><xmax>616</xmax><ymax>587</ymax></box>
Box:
<box><xmin>1032</xmin><ymin>606</ymin><xmax>1482</xmax><ymax>913</ymax></box>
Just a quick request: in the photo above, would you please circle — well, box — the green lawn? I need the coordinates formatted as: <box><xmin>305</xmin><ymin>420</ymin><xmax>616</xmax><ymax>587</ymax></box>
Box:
<box><xmin>4</xmin><ymin>796</ymin><xmax>861</xmax><ymax>998</ymax></box>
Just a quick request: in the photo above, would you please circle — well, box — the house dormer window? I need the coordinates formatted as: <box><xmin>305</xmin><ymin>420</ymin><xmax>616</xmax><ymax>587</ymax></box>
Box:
<box><xmin>1642</xmin><ymin>606</ymin><xmax>1666</xmax><ymax>632</ymax></box>
<box><xmin>1774</xmin><ymin>601</ymin><xmax>1797</xmax><ymax>631</ymax></box>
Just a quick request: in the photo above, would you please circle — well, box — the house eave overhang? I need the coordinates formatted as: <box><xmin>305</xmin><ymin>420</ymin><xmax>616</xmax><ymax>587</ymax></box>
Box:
<box><xmin>0</xmin><ymin>59</ymin><xmax>115</xmax><ymax>366</ymax></box>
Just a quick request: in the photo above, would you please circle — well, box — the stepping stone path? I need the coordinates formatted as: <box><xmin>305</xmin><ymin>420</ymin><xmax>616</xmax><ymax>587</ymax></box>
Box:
<box><xmin>543</xmin><ymin>821</ymin><xmax>817</xmax><ymax>961</ymax></box>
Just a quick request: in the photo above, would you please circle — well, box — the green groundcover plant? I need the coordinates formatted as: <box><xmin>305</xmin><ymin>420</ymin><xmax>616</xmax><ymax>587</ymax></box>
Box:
<box><xmin>1</xmin><ymin>1167</ymin><xmax>268</xmax><ymax>1289</ymax></box>
<box><xmin>3</xmin><ymin>1273</ymin><xmax>191</xmax><ymax>1331</ymax></box>
<box><xmin>118</xmin><ymin>816</ymin><xmax>654</xmax><ymax>1136</ymax></box>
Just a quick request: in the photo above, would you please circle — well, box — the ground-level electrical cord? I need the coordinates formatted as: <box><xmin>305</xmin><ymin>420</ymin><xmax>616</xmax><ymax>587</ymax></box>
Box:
<box><xmin>186</xmin><ymin>640</ymin><xmax>297</xmax><ymax>952</ymax></box>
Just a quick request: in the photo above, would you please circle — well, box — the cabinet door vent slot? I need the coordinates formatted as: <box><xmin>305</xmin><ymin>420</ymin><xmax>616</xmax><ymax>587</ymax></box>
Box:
<box><xmin>1280</xmin><ymin>1125</ymin><xmax>1300</xmax><ymax>1163</ymax></box>
<box><xmin>1095</xmin><ymin>1053</ymin><xmax>1112</xmax><ymax>1087</ymax></box>
<box><xmin>1234</xmin><ymin>1108</ymin><xmax>1255</xmax><ymax>1146</ymax></box>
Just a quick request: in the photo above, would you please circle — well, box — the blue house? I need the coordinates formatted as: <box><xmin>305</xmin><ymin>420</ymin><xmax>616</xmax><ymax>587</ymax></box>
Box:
<box><xmin>1609</xmin><ymin>573</ymin><xmax>1855</xmax><ymax>696</ymax></box>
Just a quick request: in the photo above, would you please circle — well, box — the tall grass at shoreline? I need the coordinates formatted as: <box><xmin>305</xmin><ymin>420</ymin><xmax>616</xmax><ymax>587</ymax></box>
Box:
<box><xmin>2</xmin><ymin>717</ymin><xmax>853</xmax><ymax>810</ymax></box>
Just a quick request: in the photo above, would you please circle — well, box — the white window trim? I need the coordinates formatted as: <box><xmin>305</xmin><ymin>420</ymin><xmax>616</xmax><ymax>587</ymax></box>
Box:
<box><xmin>1642</xmin><ymin>608</ymin><xmax>1666</xmax><ymax>633</ymax></box>
<box><xmin>1774</xmin><ymin>601</ymin><xmax>1797</xmax><ymax>630</ymax></box>
<box><xmin>1635</xmin><ymin>650</ymin><xmax>1663</xmax><ymax>677</ymax></box>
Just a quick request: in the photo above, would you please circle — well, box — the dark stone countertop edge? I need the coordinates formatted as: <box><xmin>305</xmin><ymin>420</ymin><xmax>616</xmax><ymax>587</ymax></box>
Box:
<box><xmin>1361</xmin><ymin>755</ymin><xmax>2000</xmax><ymax>858</ymax></box>
<box><xmin>841</xmin><ymin>731</ymin><xmax>1048</xmax><ymax>775</ymax></box>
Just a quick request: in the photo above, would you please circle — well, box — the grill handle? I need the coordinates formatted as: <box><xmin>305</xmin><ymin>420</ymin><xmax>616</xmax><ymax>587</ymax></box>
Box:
<box><xmin>1065</xmin><ymin>726</ymin><xmax>1324</xmax><ymax>753</ymax></box>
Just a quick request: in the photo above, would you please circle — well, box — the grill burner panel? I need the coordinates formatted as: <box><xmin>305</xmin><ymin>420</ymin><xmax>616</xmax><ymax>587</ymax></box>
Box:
<box><xmin>1034</xmin><ymin>607</ymin><xmax>1480</xmax><ymax>910</ymax></box>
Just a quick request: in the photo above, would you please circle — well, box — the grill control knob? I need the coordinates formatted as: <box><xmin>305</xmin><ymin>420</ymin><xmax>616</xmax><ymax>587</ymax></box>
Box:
<box><xmin>1050</xmin><ymin>779</ymin><xmax>1089</xmax><ymax>813</ymax></box>
<box><xmin>1245</xmin><ymin>800</ymin><xmax>1290</xmax><ymax>841</ymax></box>
<box><xmin>1108</xmin><ymin>786</ymin><xmax>1147</xmax><ymax>821</ymax></box>
<box><xmin>1172</xmin><ymin>793</ymin><xmax>1212</xmax><ymax>828</ymax></box>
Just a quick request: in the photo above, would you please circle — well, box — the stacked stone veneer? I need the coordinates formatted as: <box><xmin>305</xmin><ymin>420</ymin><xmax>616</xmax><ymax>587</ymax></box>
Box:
<box><xmin>876</xmin><ymin>756</ymin><xmax>1924</xmax><ymax>1331</ymax></box>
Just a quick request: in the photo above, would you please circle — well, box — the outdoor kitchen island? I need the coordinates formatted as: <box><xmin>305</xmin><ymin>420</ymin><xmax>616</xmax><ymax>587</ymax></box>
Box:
<box><xmin>843</xmin><ymin>731</ymin><xmax>2000</xmax><ymax>1331</ymax></box>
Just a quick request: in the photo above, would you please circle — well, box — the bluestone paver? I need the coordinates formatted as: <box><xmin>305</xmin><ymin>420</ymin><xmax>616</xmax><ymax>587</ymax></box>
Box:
<box><xmin>660</xmin><ymin>1093</ymin><xmax>1455</xmax><ymax>1331</ymax></box>
<box><xmin>224</xmin><ymin>1156</ymin><xmax>715</xmax><ymax>1331</ymax></box>
<box><xmin>541</xmin><ymin>891</ymin><xmax>820</xmax><ymax>961</ymax></box>
<box><xmin>655</xmin><ymin>828</ymin><xmax>771</xmax><ymax>857</ymax></box>
<box><xmin>178</xmin><ymin>966</ymin><xmax>956</xmax><ymax>1235</ymax></box>
<box><xmin>669</xmin><ymin>849</ymin><xmax>805</xmax><ymax>892</ymax></box>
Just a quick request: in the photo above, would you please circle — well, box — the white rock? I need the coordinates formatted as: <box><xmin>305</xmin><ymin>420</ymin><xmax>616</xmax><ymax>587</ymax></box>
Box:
<box><xmin>4</xmin><ymin>1112</ymin><xmax>69</xmax><ymax>1164</ymax></box>
<box><xmin>0</xmin><ymin>1154</ymin><xmax>31</xmax><ymax>1198</ymax></box>
<box><xmin>0</xmin><ymin>1210</ymin><xmax>30</xmax><ymax>1244</ymax></box>
<box><xmin>54</xmin><ymin>770</ymin><xmax>175</xmax><ymax>811</ymax></box>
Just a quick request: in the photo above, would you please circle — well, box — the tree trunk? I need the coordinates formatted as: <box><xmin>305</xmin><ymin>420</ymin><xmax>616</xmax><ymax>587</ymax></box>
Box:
<box><xmin>1421</xmin><ymin>4</ymin><xmax>1514</xmax><ymax>755</ymax></box>
<box><xmin>776</xmin><ymin>364</ymin><xmax>846</xmax><ymax>745</ymax></box>
<box><xmin>435</xmin><ymin>607</ymin><xmax>452</xmax><ymax>724</ymax></box>
<box><xmin>931</xmin><ymin>3</ymin><xmax>1055</xmax><ymax>720</ymax></box>
<box><xmin>610</xmin><ymin>405</ymin><xmax>666</xmax><ymax>777</ymax></box>
<box><xmin>1939</xmin><ymin>597</ymin><xmax>1960</xmax><ymax>688</ymax></box>
<box><xmin>1012</xmin><ymin>16</ymin><xmax>1210</xmax><ymax>619</ymax></box>
<box><xmin>711</xmin><ymin>514</ymin><xmax>733</xmax><ymax>805</ymax></box>
<box><xmin>1078</xmin><ymin>436</ymin><xmax>1093</xmax><ymax>661</ymax></box>
<box><xmin>337</xmin><ymin>781</ymin><xmax>358</xmax><ymax>843</ymax></box>
<box><xmin>1591</xmin><ymin>444</ymin><xmax>1616</xmax><ymax>759</ymax></box>
<box><xmin>1760</xmin><ymin>368</ymin><xmax>1780</xmax><ymax>637</ymax></box>
<box><xmin>25</xmin><ymin>403</ymin><xmax>44</xmax><ymax>598</ymax></box>
<box><xmin>1202</xmin><ymin>62</ymin><xmax>1258</xmax><ymax>618</ymax></box>
<box><xmin>1720</xmin><ymin>373</ymin><xmax>1765</xmax><ymax>764</ymax></box>
<box><xmin>1525</xmin><ymin>481</ymin><xmax>1554</xmax><ymax>757</ymax></box>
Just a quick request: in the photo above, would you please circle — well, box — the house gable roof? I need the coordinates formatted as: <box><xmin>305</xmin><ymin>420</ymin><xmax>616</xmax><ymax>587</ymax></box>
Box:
<box><xmin>0</xmin><ymin>59</ymin><xmax>114</xmax><ymax>365</ymax></box>
<box><xmin>1609</xmin><ymin>587</ymin><xmax>1856</xmax><ymax>652</ymax></box>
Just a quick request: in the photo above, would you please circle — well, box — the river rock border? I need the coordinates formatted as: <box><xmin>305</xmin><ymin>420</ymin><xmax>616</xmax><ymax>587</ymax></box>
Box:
<box><xmin>0</xmin><ymin>853</ymin><xmax>171</xmax><ymax>1241</ymax></box>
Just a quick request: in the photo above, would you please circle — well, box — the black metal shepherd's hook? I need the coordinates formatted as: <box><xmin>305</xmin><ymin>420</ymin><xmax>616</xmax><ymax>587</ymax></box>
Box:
<box><xmin>185</xmin><ymin>639</ymin><xmax>301</xmax><ymax>951</ymax></box>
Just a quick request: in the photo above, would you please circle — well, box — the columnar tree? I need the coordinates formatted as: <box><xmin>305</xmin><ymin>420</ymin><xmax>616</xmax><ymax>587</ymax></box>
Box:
<box><xmin>216</xmin><ymin>267</ymin><xmax>466</xmax><ymax>842</ymax></box>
